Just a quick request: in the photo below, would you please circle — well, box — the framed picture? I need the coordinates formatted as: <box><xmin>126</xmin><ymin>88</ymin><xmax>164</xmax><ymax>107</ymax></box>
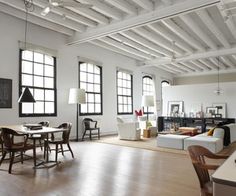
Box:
<box><xmin>168</xmin><ymin>101</ymin><xmax>183</xmax><ymax>116</ymax></box>
<box><xmin>206</xmin><ymin>107</ymin><xmax>217</xmax><ymax>117</ymax></box>
<box><xmin>0</xmin><ymin>78</ymin><xmax>12</xmax><ymax>108</ymax></box>
<box><xmin>212</xmin><ymin>103</ymin><xmax>226</xmax><ymax>118</ymax></box>
<box><xmin>215</xmin><ymin>114</ymin><xmax>222</xmax><ymax>118</ymax></box>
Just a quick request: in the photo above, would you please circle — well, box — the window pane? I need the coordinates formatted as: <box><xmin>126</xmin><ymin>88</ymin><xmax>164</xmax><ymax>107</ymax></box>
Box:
<box><xmin>22</xmin><ymin>103</ymin><xmax>33</xmax><ymax>114</ymax></box>
<box><xmin>45</xmin><ymin>102</ymin><xmax>54</xmax><ymax>113</ymax></box>
<box><xmin>34</xmin><ymin>52</ymin><xmax>43</xmax><ymax>63</ymax></box>
<box><xmin>95</xmin><ymin>94</ymin><xmax>101</xmax><ymax>103</ymax></box>
<box><xmin>81</xmin><ymin>104</ymin><xmax>87</xmax><ymax>113</ymax></box>
<box><xmin>94</xmin><ymin>66</ymin><xmax>100</xmax><ymax>74</ymax></box>
<box><xmin>80</xmin><ymin>72</ymin><xmax>86</xmax><ymax>82</ymax></box>
<box><xmin>118</xmin><ymin>96</ymin><xmax>123</xmax><ymax>104</ymax></box>
<box><xmin>118</xmin><ymin>105</ymin><xmax>123</xmax><ymax>113</ymax></box>
<box><xmin>34</xmin><ymin>102</ymin><xmax>44</xmax><ymax>113</ymax></box>
<box><xmin>118</xmin><ymin>79</ymin><xmax>122</xmax><ymax>87</ymax></box>
<box><xmin>88</xmin><ymin>64</ymin><xmax>93</xmax><ymax>73</ymax></box>
<box><xmin>22</xmin><ymin>50</ymin><xmax>33</xmax><ymax>61</ymax></box>
<box><xmin>88</xmin><ymin>104</ymin><xmax>94</xmax><ymax>113</ymax></box>
<box><xmin>22</xmin><ymin>61</ymin><xmax>33</xmax><ymax>74</ymax></box>
<box><xmin>87</xmin><ymin>73</ymin><xmax>94</xmax><ymax>83</ymax></box>
<box><xmin>34</xmin><ymin>89</ymin><xmax>44</xmax><ymax>101</ymax></box>
<box><xmin>80</xmin><ymin>63</ymin><xmax>87</xmax><ymax>71</ymax></box>
<box><xmin>80</xmin><ymin>82</ymin><xmax>87</xmax><ymax>91</ymax></box>
<box><xmin>123</xmin><ymin>105</ymin><xmax>128</xmax><ymax>113</ymax></box>
<box><xmin>118</xmin><ymin>72</ymin><xmax>122</xmax><ymax>78</ymax></box>
<box><xmin>22</xmin><ymin>74</ymin><xmax>33</xmax><ymax>86</ymax></box>
<box><xmin>87</xmin><ymin>83</ymin><xmax>93</xmax><ymax>92</ymax></box>
<box><xmin>34</xmin><ymin>63</ymin><xmax>44</xmax><ymax>76</ymax></box>
<box><xmin>95</xmin><ymin>104</ymin><xmax>101</xmax><ymax>113</ymax></box>
<box><xmin>94</xmin><ymin>84</ymin><xmax>100</xmax><ymax>93</ymax></box>
<box><xmin>118</xmin><ymin>87</ymin><xmax>122</xmax><ymax>95</ymax></box>
<box><xmin>34</xmin><ymin>76</ymin><xmax>44</xmax><ymax>87</ymax></box>
<box><xmin>45</xmin><ymin>55</ymin><xmax>54</xmax><ymax>65</ymax></box>
<box><xmin>128</xmin><ymin>105</ymin><xmax>132</xmax><ymax>113</ymax></box>
<box><xmin>87</xmin><ymin>93</ymin><xmax>94</xmax><ymax>102</ymax></box>
<box><xmin>45</xmin><ymin>90</ymin><xmax>54</xmax><ymax>101</ymax></box>
<box><xmin>45</xmin><ymin>77</ymin><xmax>54</xmax><ymax>88</ymax></box>
<box><xmin>94</xmin><ymin>75</ymin><xmax>100</xmax><ymax>84</ymax></box>
<box><xmin>45</xmin><ymin>65</ymin><xmax>54</xmax><ymax>77</ymax></box>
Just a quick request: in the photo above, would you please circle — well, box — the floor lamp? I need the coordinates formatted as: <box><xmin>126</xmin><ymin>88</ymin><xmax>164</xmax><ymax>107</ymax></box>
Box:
<box><xmin>69</xmin><ymin>88</ymin><xmax>86</xmax><ymax>141</ymax></box>
<box><xmin>142</xmin><ymin>95</ymin><xmax>154</xmax><ymax>128</ymax></box>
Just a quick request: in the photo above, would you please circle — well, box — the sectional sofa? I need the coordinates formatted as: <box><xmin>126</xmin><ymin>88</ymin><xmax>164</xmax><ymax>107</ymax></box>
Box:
<box><xmin>157</xmin><ymin>123</ymin><xmax>236</xmax><ymax>153</ymax></box>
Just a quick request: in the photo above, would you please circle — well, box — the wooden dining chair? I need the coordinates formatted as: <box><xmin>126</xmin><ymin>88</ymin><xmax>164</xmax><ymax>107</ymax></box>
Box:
<box><xmin>187</xmin><ymin>145</ymin><xmax>228</xmax><ymax>196</ymax></box>
<box><xmin>44</xmin><ymin>123</ymin><xmax>74</xmax><ymax>162</ymax></box>
<box><xmin>82</xmin><ymin>118</ymin><xmax>100</xmax><ymax>140</ymax></box>
<box><xmin>0</xmin><ymin>128</ymin><xmax>36</xmax><ymax>174</ymax></box>
<box><xmin>28</xmin><ymin>121</ymin><xmax>49</xmax><ymax>150</ymax></box>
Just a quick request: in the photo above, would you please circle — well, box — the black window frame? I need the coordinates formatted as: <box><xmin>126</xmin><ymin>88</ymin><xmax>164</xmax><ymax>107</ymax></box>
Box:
<box><xmin>78</xmin><ymin>61</ymin><xmax>103</xmax><ymax>116</ymax></box>
<box><xmin>142</xmin><ymin>75</ymin><xmax>154</xmax><ymax>115</ymax></box>
<box><xmin>19</xmin><ymin>49</ymin><xmax>57</xmax><ymax>117</ymax></box>
<box><xmin>116</xmin><ymin>70</ymin><xmax>133</xmax><ymax>115</ymax></box>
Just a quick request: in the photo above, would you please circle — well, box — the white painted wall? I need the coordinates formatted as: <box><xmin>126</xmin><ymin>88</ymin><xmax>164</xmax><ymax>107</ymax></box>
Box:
<box><xmin>162</xmin><ymin>82</ymin><xmax>236</xmax><ymax>118</ymax></box>
<box><xmin>0</xmin><ymin>12</ymin><xmax>173</xmax><ymax>138</ymax></box>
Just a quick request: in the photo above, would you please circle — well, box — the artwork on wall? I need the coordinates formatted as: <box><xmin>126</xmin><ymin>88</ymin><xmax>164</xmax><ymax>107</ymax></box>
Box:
<box><xmin>168</xmin><ymin>101</ymin><xmax>183</xmax><ymax>117</ymax></box>
<box><xmin>0</xmin><ymin>78</ymin><xmax>12</xmax><ymax>108</ymax></box>
<box><xmin>213</xmin><ymin>103</ymin><xmax>226</xmax><ymax>118</ymax></box>
<box><xmin>206</xmin><ymin>107</ymin><xmax>218</xmax><ymax>117</ymax></box>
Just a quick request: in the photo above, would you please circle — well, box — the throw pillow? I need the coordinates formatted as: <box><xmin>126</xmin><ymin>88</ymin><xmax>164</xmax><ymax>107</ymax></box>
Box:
<box><xmin>207</xmin><ymin>127</ymin><xmax>215</xmax><ymax>136</ymax></box>
<box><xmin>213</xmin><ymin>128</ymin><xmax>225</xmax><ymax>139</ymax></box>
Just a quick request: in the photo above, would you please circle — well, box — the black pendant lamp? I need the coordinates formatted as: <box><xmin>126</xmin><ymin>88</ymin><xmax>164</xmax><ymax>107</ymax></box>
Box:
<box><xmin>18</xmin><ymin>87</ymin><xmax>36</xmax><ymax>103</ymax></box>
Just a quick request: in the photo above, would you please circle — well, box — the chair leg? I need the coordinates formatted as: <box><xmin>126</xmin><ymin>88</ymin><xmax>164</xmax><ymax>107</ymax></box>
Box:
<box><xmin>98</xmin><ymin>128</ymin><xmax>100</xmax><ymax>140</ymax></box>
<box><xmin>44</xmin><ymin>141</ymin><xmax>47</xmax><ymax>159</ymax></box>
<box><xmin>0</xmin><ymin>151</ymin><xmax>7</xmax><ymax>165</ymax></box>
<box><xmin>90</xmin><ymin>131</ymin><xmax>92</xmax><ymax>140</ymax></box>
<box><xmin>39</xmin><ymin>139</ymin><xmax>43</xmax><ymax>151</ymax></box>
<box><xmin>82</xmin><ymin>130</ymin><xmax>87</xmax><ymax>141</ymax></box>
<box><xmin>20</xmin><ymin>151</ymin><xmax>24</xmax><ymax>164</ymax></box>
<box><xmin>55</xmin><ymin>144</ymin><xmax>58</xmax><ymax>162</ymax></box>
<box><xmin>33</xmin><ymin>146</ymin><xmax>36</xmax><ymax>167</ymax></box>
<box><xmin>60</xmin><ymin>144</ymin><xmax>64</xmax><ymax>156</ymax></box>
<box><xmin>9</xmin><ymin>152</ymin><xmax>15</xmax><ymax>174</ymax></box>
<box><xmin>67</xmin><ymin>143</ymin><xmax>74</xmax><ymax>158</ymax></box>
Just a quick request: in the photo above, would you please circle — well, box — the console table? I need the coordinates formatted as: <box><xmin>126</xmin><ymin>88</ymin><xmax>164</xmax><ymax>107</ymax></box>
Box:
<box><xmin>158</xmin><ymin>116</ymin><xmax>235</xmax><ymax>133</ymax></box>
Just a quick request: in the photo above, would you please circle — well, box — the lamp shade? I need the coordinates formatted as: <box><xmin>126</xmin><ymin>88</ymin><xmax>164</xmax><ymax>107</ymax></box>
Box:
<box><xmin>68</xmin><ymin>88</ymin><xmax>86</xmax><ymax>104</ymax></box>
<box><xmin>142</xmin><ymin>95</ymin><xmax>154</xmax><ymax>107</ymax></box>
<box><xmin>18</xmin><ymin>87</ymin><xmax>36</xmax><ymax>103</ymax></box>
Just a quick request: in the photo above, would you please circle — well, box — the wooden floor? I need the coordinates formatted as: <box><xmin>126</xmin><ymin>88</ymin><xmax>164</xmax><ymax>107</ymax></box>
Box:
<box><xmin>0</xmin><ymin>141</ymin><xmax>201</xmax><ymax>196</ymax></box>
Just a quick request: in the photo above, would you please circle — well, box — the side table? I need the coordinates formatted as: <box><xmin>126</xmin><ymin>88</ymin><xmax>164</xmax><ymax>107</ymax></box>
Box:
<box><xmin>143</xmin><ymin>129</ymin><xmax>151</xmax><ymax>138</ymax></box>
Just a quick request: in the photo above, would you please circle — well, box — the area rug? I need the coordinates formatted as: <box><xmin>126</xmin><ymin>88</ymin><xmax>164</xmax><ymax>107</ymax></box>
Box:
<box><xmin>94</xmin><ymin>135</ymin><xmax>188</xmax><ymax>155</ymax></box>
<box><xmin>94</xmin><ymin>135</ymin><xmax>236</xmax><ymax>156</ymax></box>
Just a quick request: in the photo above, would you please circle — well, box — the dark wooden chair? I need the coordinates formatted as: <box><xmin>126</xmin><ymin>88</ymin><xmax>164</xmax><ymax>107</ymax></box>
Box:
<box><xmin>82</xmin><ymin>118</ymin><xmax>100</xmax><ymax>140</ymax></box>
<box><xmin>44</xmin><ymin>123</ymin><xmax>74</xmax><ymax>162</ymax></box>
<box><xmin>28</xmin><ymin>121</ymin><xmax>49</xmax><ymax>150</ymax></box>
<box><xmin>187</xmin><ymin>145</ymin><xmax>228</xmax><ymax>196</ymax></box>
<box><xmin>0</xmin><ymin>128</ymin><xmax>36</xmax><ymax>174</ymax></box>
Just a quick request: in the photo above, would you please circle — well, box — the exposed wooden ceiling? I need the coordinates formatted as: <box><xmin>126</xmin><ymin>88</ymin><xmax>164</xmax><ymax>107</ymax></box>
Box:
<box><xmin>1</xmin><ymin>0</ymin><xmax>236</xmax><ymax>75</ymax></box>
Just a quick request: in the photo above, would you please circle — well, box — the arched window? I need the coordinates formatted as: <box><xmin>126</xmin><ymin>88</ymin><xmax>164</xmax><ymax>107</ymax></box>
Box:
<box><xmin>161</xmin><ymin>80</ymin><xmax>170</xmax><ymax>87</ymax></box>
<box><xmin>142</xmin><ymin>76</ymin><xmax>154</xmax><ymax>114</ymax></box>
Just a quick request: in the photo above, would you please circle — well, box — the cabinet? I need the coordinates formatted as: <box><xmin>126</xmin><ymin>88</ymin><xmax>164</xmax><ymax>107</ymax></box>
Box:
<box><xmin>158</xmin><ymin>116</ymin><xmax>235</xmax><ymax>133</ymax></box>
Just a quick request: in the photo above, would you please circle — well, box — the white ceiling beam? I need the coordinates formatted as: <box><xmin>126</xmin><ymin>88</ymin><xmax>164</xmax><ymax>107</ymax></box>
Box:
<box><xmin>110</xmin><ymin>34</ymin><xmax>163</xmax><ymax>57</ymax></box>
<box><xmin>179</xmin><ymin>14</ymin><xmax>218</xmax><ymax>50</ymax></box>
<box><xmin>90</xmin><ymin>40</ymin><xmax>144</xmax><ymax>61</ymax></box>
<box><xmin>159</xmin><ymin>65</ymin><xmax>181</xmax><ymax>74</ymax></box>
<box><xmin>121</xmin><ymin>30</ymin><xmax>172</xmax><ymax>56</ymax></box>
<box><xmin>197</xmin><ymin>9</ymin><xmax>231</xmax><ymax>48</ymax></box>
<box><xmin>209</xmin><ymin>57</ymin><xmax>227</xmax><ymax>69</ymax></box>
<box><xmin>34</xmin><ymin>0</ymin><xmax>97</xmax><ymax>27</ymax></box>
<box><xmin>144</xmin><ymin>46</ymin><xmax>236</xmax><ymax>65</ymax></box>
<box><xmin>68</xmin><ymin>7</ymin><xmax>109</xmax><ymax>24</ymax></box>
<box><xmin>219</xmin><ymin>56</ymin><xmax>236</xmax><ymax>68</ymax></box>
<box><xmin>105</xmin><ymin>0</ymin><xmax>138</xmax><ymax>15</ymax></box>
<box><xmin>1</xmin><ymin>0</ymin><xmax>86</xmax><ymax>32</ymax></box>
<box><xmin>133</xmin><ymin>27</ymin><xmax>185</xmax><ymax>55</ymax></box>
<box><xmin>161</xmin><ymin>0</ymin><xmax>173</xmax><ymax>6</ymax></box>
<box><xmin>0</xmin><ymin>3</ymin><xmax>74</xmax><ymax>36</ymax></box>
<box><xmin>162</xmin><ymin>19</ymin><xmax>206</xmax><ymax>51</ymax></box>
<box><xmin>171</xmin><ymin>62</ymin><xmax>194</xmax><ymax>72</ymax></box>
<box><xmin>199</xmin><ymin>59</ymin><xmax>218</xmax><ymax>70</ymax></box>
<box><xmin>68</xmin><ymin>0</ymin><xmax>220</xmax><ymax>44</ymax></box>
<box><xmin>131</xmin><ymin>0</ymin><xmax>154</xmax><ymax>11</ymax></box>
<box><xmin>178</xmin><ymin>62</ymin><xmax>202</xmax><ymax>72</ymax></box>
<box><xmin>79</xmin><ymin>0</ymin><xmax>123</xmax><ymax>20</ymax></box>
<box><xmin>165</xmin><ymin>64</ymin><xmax>188</xmax><ymax>73</ymax></box>
<box><xmin>148</xmin><ymin>22</ymin><xmax>194</xmax><ymax>53</ymax></box>
<box><xmin>217</xmin><ymin>3</ymin><xmax>236</xmax><ymax>40</ymax></box>
<box><xmin>190</xmin><ymin>60</ymin><xmax>210</xmax><ymax>71</ymax></box>
<box><xmin>100</xmin><ymin>37</ymin><xmax>151</xmax><ymax>59</ymax></box>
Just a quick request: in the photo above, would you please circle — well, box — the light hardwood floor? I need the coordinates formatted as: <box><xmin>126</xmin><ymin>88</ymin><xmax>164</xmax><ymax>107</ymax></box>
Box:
<box><xmin>0</xmin><ymin>141</ymin><xmax>200</xmax><ymax>196</ymax></box>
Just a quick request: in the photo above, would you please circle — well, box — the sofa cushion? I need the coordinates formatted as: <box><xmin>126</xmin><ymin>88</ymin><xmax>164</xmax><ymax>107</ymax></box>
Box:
<box><xmin>212</xmin><ymin>128</ymin><xmax>224</xmax><ymax>139</ymax></box>
<box><xmin>225</xmin><ymin>123</ymin><xmax>236</xmax><ymax>143</ymax></box>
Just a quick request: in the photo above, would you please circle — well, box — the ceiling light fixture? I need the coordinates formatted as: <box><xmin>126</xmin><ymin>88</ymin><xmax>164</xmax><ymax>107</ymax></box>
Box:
<box><xmin>41</xmin><ymin>6</ymin><xmax>51</xmax><ymax>16</ymax></box>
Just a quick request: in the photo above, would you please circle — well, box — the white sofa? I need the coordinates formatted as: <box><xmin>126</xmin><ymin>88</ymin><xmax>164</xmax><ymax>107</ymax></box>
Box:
<box><xmin>117</xmin><ymin>117</ymin><xmax>141</xmax><ymax>140</ymax></box>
